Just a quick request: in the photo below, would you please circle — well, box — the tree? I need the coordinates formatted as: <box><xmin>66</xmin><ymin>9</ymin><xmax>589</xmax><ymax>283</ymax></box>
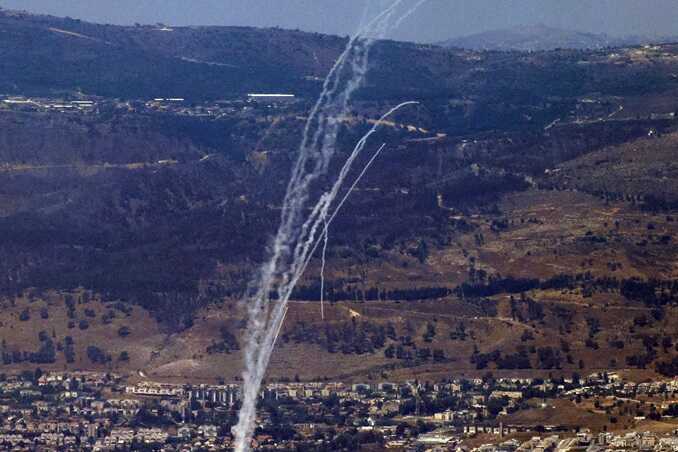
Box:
<box><xmin>487</xmin><ymin>397</ymin><xmax>509</xmax><ymax>417</ymax></box>
<box><xmin>64</xmin><ymin>336</ymin><xmax>75</xmax><ymax>363</ymax></box>
<box><xmin>423</xmin><ymin>323</ymin><xmax>436</xmax><ymax>342</ymax></box>
<box><xmin>415</xmin><ymin>240</ymin><xmax>429</xmax><ymax>264</ymax></box>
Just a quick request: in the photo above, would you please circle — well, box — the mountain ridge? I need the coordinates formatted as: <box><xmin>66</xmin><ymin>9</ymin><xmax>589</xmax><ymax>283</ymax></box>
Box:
<box><xmin>440</xmin><ymin>24</ymin><xmax>674</xmax><ymax>51</ymax></box>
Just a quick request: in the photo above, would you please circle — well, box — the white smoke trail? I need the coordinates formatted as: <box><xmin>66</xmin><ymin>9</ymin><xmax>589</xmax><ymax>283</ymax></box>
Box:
<box><xmin>393</xmin><ymin>0</ymin><xmax>430</xmax><ymax>28</ymax></box>
<box><xmin>302</xmin><ymin>142</ymin><xmax>389</xmax><ymax>285</ymax></box>
<box><xmin>234</xmin><ymin>102</ymin><xmax>413</xmax><ymax>449</ymax></box>
<box><xmin>319</xmin><ymin>217</ymin><xmax>329</xmax><ymax>321</ymax></box>
<box><xmin>233</xmin><ymin>2</ymin><xmax>426</xmax><ymax>450</ymax></box>
<box><xmin>317</xmin><ymin>141</ymin><xmax>388</xmax><ymax>318</ymax></box>
<box><xmin>289</xmin><ymin>102</ymin><xmax>417</xmax><ymax>292</ymax></box>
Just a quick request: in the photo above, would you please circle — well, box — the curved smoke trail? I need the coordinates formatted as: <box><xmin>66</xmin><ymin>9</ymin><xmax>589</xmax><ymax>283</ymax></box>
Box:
<box><xmin>232</xmin><ymin>2</ymin><xmax>426</xmax><ymax>450</ymax></box>
<box><xmin>318</xmin><ymin>142</ymin><xmax>386</xmax><ymax>315</ymax></box>
<box><xmin>316</xmin><ymin>141</ymin><xmax>389</xmax><ymax>313</ymax></box>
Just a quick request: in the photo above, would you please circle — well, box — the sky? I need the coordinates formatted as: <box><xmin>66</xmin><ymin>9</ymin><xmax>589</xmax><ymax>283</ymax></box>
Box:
<box><xmin>1</xmin><ymin>0</ymin><xmax>677</xmax><ymax>43</ymax></box>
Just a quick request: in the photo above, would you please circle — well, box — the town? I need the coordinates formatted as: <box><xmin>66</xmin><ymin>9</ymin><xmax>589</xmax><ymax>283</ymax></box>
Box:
<box><xmin>0</xmin><ymin>94</ymin><xmax>298</xmax><ymax>118</ymax></box>
<box><xmin>0</xmin><ymin>370</ymin><xmax>673</xmax><ymax>450</ymax></box>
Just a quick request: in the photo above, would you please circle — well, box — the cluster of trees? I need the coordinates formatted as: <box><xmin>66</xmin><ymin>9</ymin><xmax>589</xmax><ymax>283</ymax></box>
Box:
<box><xmin>207</xmin><ymin>326</ymin><xmax>241</xmax><ymax>354</ymax></box>
<box><xmin>455</xmin><ymin>277</ymin><xmax>540</xmax><ymax>298</ymax></box>
<box><xmin>624</xmin><ymin>334</ymin><xmax>675</xmax><ymax>369</ymax></box>
<box><xmin>86</xmin><ymin>345</ymin><xmax>112</xmax><ymax>364</ymax></box>
<box><xmin>640</xmin><ymin>194</ymin><xmax>678</xmax><ymax>212</ymax></box>
<box><xmin>620</xmin><ymin>278</ymin><xmax>678</xmax><ymax>306</ymax></box>
<box><xmin>0</xmin><ymin>332</ymin><xmax>76</xmax><ymax>365</ymax></box>
<box><xmin>456</xmin><ymin>273</ymin><xmax>678</xmax><ymax>309</ymax></box>
<box><xmin>471</xmin><ymin>345</ymin><xmax>564</xmax><ymax>370</ymax></box>
<box><xmin>536</xmin><ymin>346</ymin><xmax>562</xmax><ymax>370</ymax></box>
<box><xmin>399</xmin><ymin>392</ymin><xmax>461</xmax><ymax>417</ymax></box>
<box><xmin>449</xmin><ymin>322</ymin><xmax>468</xmax><ymax>341</ymax></box>
<box><xmin>284</xmin><ymin>319</ymin><xmax>446</xmax><ymax>360</ymax></box>
<box><xmin>290</xmin><ymin>285</ymin><xmax>451</xmax><ymax>302</ymax></box>
<box><xmin>439</xmin><ymin>172</ymin><xmax>530</xmax><ymax>208</ymax></box>
<box><xmin>384</xmin><ymin>344</ymin><xmax>446</xmax><ymax>362</ymax></box>
<box><xmin>0</xmin><ymin>332</ymin><xmax>56</xmax><ymax>365</ymax></box>
<box><xmin>509</xmin><ymin>295</ymin><xmax>545</xmax><ymax>323</ymax></box>
<box><xmin>497</xmin><ymin>351</ymin><xmax>532</xmax><ymax>369</ymax></box>
<box><xmin>285</xmin><ymin>320</ymin><xmax>389</xmax><ymax>355</ymax></box>
<box><xmin>471</xmin><ymin>349</ymin><xmax>533</xmax><ymax>370</ymax></box>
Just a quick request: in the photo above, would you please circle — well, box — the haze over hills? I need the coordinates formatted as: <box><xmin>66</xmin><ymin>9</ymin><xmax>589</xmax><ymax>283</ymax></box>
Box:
<box><xmin>0</xmin><ymin>8</ymin><xmax>677</xmax><ymax>388</ymax></box>
<box><xmin>440</xmin><ymin>24</ymin><xmax>674</xmax><ymax>51</ymax></box>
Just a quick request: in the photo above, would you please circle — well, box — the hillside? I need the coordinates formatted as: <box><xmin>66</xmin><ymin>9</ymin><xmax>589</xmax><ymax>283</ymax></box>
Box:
<box><xmin>545</xmin><ymin>131</ymin><xmax>678</xmax><ymax>209</ymax></box>
<box><xmin>0</xmin><ymin>10</ymin><xmax>677</xmax><ymax>383</ymax></box>
<box><xmin>0</xmin><ymin>8</ymin><xmax>344</xmax><ymax>99</ymax></box>
<box><xmin>441</xmin><ymin>24</ymin><xmax>667</xmax><ymax>51</ymax></box>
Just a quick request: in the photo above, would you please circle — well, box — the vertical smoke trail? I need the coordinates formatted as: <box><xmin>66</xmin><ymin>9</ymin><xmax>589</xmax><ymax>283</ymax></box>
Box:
<box><xmin>233</xmin><ymin>2</ymin><xmax>427</xmax><ymax>450</ymax></box>
<box><xmin>319</xmin><ymin>218</ymin><xmax>329</xmax><ymax>321</ymax></box>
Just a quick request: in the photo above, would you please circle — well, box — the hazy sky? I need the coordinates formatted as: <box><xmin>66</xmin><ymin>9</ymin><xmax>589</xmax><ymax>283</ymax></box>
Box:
<box><xmin>1</xmin><ymin>0</ymin><xmax>677</xmax><ymax>42</ymax></box>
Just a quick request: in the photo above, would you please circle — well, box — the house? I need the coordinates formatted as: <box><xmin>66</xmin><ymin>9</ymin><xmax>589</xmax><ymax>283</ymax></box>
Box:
<box><xmin>247</xmin><ymin>94</ymin><xmax>295</xmax><ymax>103</ymax></box>
<box><xmin>490</xmin><ymin>391</ymin><xmax>523</xmax><ymax>401</ymax></box>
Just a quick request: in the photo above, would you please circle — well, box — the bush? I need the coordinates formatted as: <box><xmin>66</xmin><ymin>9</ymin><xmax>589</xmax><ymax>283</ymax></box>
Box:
<box><xmin>118</xmin><ymin>326</ymin><xmax>131</xmax><ymax>337</ymax></box>
<box><xmin>18</xmin><ymin>309</ymin><xmax>30</xmax><ymax>321</ymax></box>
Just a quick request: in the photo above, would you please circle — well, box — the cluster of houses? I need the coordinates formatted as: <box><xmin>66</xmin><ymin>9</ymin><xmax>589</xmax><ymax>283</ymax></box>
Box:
<box><xmin>0</xmin><ymin>370</ymin><xmax>671</xmax><ymax>450</ymax></box>
<box><xmin>0</xmin><ymin>93</ymin><xmax>298</xmax><ymax>118</ymax></box>
<box><xmin>564</xmin><ymin>374</ymin><xmax>678</xmax><ymax>399</ymax></box>
<box><xmin>472</xmin><ymin>430</ymin><xmax>678</xmax><ymax>452</ymax></box>
<box><xmin>0</xmin><ymin>96</ymin><xmax>96</xmax><ymax>113</ymax></box>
